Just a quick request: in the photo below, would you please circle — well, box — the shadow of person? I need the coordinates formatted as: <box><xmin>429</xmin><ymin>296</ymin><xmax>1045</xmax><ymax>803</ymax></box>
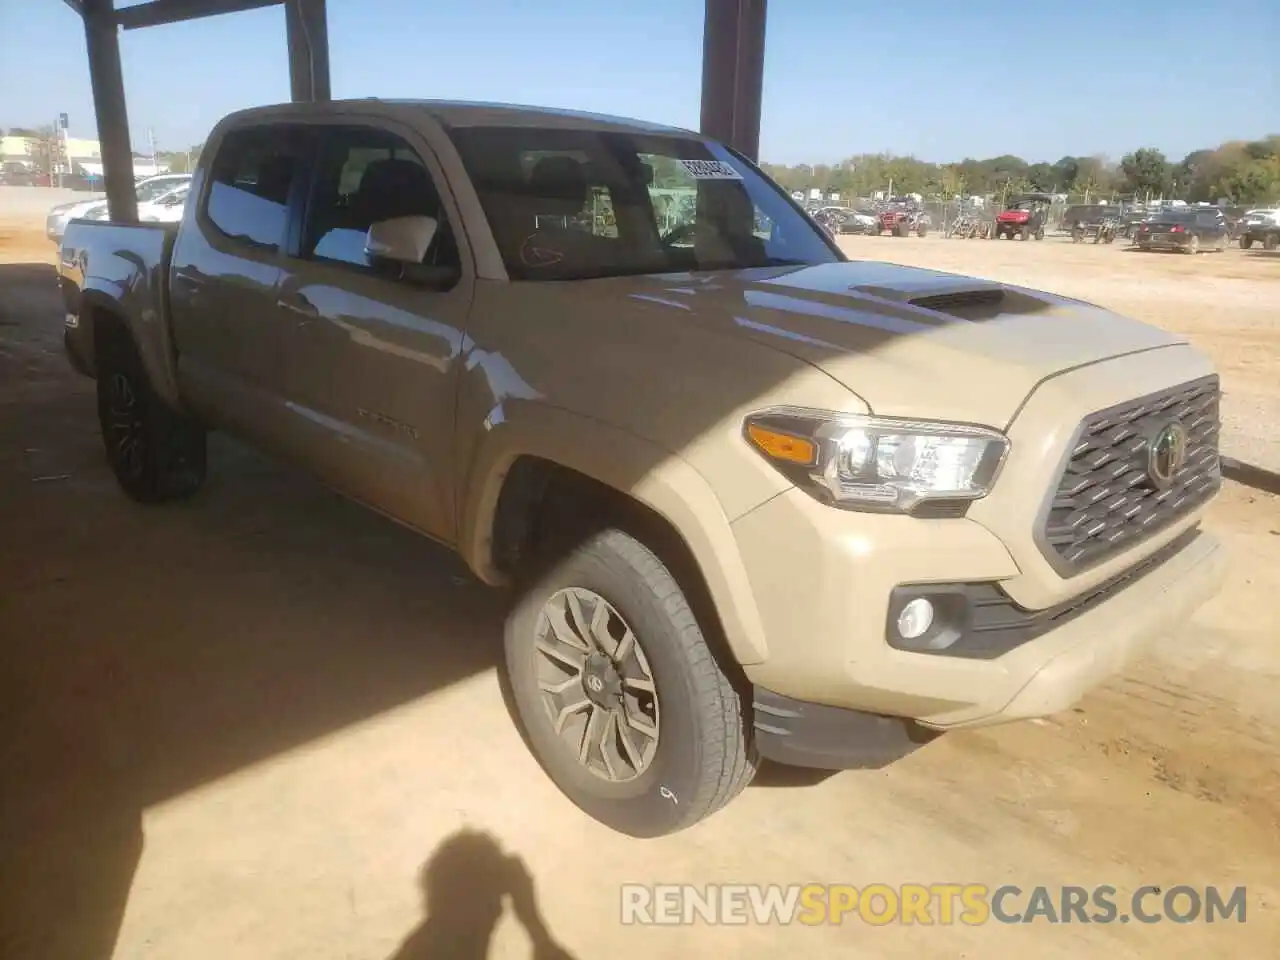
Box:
<box><xmin>386</xmin><ymin>829</ymin><xmax>579</xmax><ymax>960</ymax></box>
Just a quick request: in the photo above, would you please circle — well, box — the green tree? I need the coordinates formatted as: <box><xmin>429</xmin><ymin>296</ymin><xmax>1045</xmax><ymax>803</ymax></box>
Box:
<box><xmin>1119</xmin><ymin>147</ymin><xmax>1171</xmax><ymax>198</ymax></box>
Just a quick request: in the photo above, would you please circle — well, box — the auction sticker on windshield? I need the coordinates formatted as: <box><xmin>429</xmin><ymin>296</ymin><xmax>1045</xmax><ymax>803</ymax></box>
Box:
<box><xmin>679</xmin><ymin>159</ymin><xmax>743</xmax><ymax>180</ymax></box>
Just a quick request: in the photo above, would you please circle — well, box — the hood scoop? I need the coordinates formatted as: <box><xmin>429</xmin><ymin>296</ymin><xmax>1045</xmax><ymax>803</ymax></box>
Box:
<box><xmin>850</xmin><ymin>279</ymin><xmax>1008</xmax><ymax>319</ymax></box>
<box><xmin>908</xmin><ymin>288</ymin><xmax>1006</xmax><ymax>313</ymax></box>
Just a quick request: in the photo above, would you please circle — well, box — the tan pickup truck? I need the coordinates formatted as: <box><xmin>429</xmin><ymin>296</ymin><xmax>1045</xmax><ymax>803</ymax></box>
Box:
<box><xmin>58</xmin><ymin>100</ymin><xmax>1227</xmax><ymax>837</ymax></box>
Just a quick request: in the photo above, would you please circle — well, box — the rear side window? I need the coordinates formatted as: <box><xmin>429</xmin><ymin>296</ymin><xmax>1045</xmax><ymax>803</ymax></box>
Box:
<box><xmin>301</xmin><ymin>126</ymin><xmax>460</xmax><ymax>274</ymax></box>
<box><xmin>205</xmin><ymin>127</ymin><xmax>303</xmax><ymax>250</ymax></box>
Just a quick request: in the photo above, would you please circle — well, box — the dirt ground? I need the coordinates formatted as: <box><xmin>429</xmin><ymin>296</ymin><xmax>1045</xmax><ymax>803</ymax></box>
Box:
<box><xmin>1</xmin><ymin>209</ymin><xmax>1278</xmax><ymax>959</ymax></box>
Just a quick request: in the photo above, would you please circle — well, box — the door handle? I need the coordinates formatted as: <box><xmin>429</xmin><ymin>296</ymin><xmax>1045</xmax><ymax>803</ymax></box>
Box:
<box><xmin>276</xmin><ymin>293</ymin><xmax>319</xmax><ymax>322</ymax></box>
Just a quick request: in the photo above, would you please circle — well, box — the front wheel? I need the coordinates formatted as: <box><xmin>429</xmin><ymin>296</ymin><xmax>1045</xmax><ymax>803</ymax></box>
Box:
<box><xmin>1187</xmin><ymin>235</ymin><xmax>1200</xmax><ymax>255</ymax></box>
<box><xmin>1265</xmin><ymin>233</ymin><xmax>1279</xmax><ymax>251</ymax></box>
<box><xmin>1240</xmin><ymin>235</ymin><xmax>1254</xmax><ymax>250</ymax></box>
<box><xmin>505</xmin><ymin>529</ymin><xmax>757</xmax><ymax>837</ymax></box>
<box><xmin>96</xmin><ymin>331</ymin><xmax>206</xmax><ymax>503</ymax></box>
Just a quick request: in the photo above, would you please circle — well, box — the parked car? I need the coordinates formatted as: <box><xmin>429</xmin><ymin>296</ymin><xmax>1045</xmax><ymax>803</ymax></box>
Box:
<box><xmin>45</xmin><ymin>172</ymin><xmax>190</xmax><ymax>243</ymax></box>
<box><xmin>992</xmin><ymin>193</ymin><xmax>1052</xmax><ymax>240</ymax></box>
<box><xmin>0</xmin><ymin>161</ymin><xmax>38</xmax><ymax>186</ymax></box>
<box><xmin>1133</xmin><ymin>208</ymin><xmax>1230</xmax><ymax>254</ymax></box>
<box><xmin>1237</xmin><ymin>208</ymin><xmax>1280</xmax><ymax>250</ymax></box>
<box><xmin>813</xmin><ymin>206</ymin><xmax>877</xmax><ymax>235</ymax></box>
<box><xmin>138</xmin><ymin>182</ymin><xmax>191</xmax><ymax>223</ymax></box>
<box><xmin>58</xmin><ymin>99</ymin><xmax>1226</xmax><ymax>837</ymax></box>
<box><xmin>1060</xmin><ymin>204</ymin><xmax>1121</xmax><ymax>232</ymax></box>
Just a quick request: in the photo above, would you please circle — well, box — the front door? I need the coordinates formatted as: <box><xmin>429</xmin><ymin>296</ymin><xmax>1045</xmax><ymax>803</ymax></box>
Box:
<box><xmin>273</xmin><ymin>121</ymin><xmax>474</xmax><ymax>544</ymax></box>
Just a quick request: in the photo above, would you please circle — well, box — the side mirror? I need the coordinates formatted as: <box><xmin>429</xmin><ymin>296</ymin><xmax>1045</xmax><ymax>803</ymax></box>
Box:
<box><xmin>365</xmin><ymin>215</ymin><xmax>438</xmax><ymax>264</ymax></box>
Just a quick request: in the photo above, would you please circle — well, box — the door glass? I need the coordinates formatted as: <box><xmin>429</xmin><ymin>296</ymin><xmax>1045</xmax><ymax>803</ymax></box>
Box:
<box><xmin>205</xmin><ymin>128</ymin><xmax>301</xmax><ymax>249</ymax></box>
<box><xmin>304</xmin><ymin>129</ymin><xmax>459</xmax><ymax>274</ymax></box>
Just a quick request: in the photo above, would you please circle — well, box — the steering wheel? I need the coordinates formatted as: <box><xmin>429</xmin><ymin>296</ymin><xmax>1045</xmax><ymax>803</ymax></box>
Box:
<box><xmin>662</xmin><ymin>222</ymin><xmax>697</xmax><ymax>247</ymax></box>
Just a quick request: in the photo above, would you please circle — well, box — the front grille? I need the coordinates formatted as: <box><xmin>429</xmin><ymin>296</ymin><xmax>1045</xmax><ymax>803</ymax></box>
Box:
<box><xmin>1040</xmin><ymin>376</ymin><xmax>1221</xmax><ymax>575</ymax></box>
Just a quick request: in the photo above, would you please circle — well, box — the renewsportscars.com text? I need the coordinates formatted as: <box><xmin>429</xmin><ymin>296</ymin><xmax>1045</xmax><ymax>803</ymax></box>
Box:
<box><xmin>619</xmin><ymin>883</ymin><xmax>1247</xmax><ymax>926</ymax></box>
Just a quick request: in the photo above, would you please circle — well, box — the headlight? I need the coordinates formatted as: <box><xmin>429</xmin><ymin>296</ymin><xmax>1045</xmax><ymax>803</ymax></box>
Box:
<box><xmin>744</xmin><ymin>407</ymin><xmax>1009</xmax><ymax>514</ymax></box>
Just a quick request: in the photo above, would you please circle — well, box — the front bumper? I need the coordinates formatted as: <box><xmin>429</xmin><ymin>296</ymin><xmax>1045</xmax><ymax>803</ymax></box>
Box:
<box><xmin>732</xmin><ymin>486</ymin><xmax>1226</xmax><ymax>733</ymax></box>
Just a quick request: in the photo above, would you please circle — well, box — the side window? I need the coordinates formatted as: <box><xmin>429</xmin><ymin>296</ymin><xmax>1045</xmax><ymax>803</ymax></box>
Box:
<box><xmin>303</xmin><ymin>127</ymin><xmax>460</xmax><ymax>273</ymax></box>
<box><xmin>205</xmin><ymin>128</ymin><xmax>300</xmax><ymax>250</ymax></box>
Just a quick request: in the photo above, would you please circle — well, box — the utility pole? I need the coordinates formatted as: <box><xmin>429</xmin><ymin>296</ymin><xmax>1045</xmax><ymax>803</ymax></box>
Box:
<box><xmin>148</xmin><ymin>126</ymin><xmax>157</xmax><ymax>174</ymax></box>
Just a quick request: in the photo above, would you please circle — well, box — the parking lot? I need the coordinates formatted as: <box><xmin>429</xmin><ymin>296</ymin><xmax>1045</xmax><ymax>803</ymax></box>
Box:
<box><xmin>2</xmin><ymin>197</ymin><xmax>1278</xmax><ymax>958</ymax></box>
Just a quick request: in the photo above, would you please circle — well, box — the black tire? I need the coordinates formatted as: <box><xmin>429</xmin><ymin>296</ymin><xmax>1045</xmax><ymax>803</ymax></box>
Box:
<box><xmin>1186</xmin><ymin>235</ymin><xmax>1200</xmax><ymax>255</ymax></box>
<box><xmin>1240</xmin><ymin>235</ymin><xmax>1254</xmax><ymax>250</ymax></box>
<box><xmin>96</xmin><ymin>330</ymin><xmax>206</xmax><ymax>503</ymax></box>
<box><xmin>504</xmin><ymin>529</ymin><xmax>757</xmax><ymax>837</ymax></box>
<box><xmin>1035</xmin><ymin>227</ymin><xmax>1045</xmax><ymax>241</ymax></box>
<box><xmin>1019</xmin><ymin>227</ymin><xmax>1030</xmax><ymax>241</ymax></box>
<box><xmin>1265</xmin><ymin>233</ymin><xmax>1279</xmax><ymax>251</ymax></box>
<box><xmin>916</xmin><ymin>223</ymin><xmax>928</xmax><ymax>237</ymax></box>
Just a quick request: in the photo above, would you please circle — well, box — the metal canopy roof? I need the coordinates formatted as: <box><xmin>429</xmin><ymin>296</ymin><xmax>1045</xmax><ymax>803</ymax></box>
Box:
<box><xmin>54</xmin><ymin>0</ymin><xmax>766</xmax><ymax>222</ymax></box>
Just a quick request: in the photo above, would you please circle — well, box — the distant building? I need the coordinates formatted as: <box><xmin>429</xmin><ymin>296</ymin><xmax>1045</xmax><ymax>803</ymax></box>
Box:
<box><xmin>0</xmin><ymin>133</ymin><xmax>166</xmax><ymax>177</ymax></box>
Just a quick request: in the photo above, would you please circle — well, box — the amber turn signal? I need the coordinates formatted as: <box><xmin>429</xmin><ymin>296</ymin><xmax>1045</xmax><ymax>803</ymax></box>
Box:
<box><xmin>746</xmin><ymin>423</ymin><xmax>817</xmax><ymax>466</ymax></box>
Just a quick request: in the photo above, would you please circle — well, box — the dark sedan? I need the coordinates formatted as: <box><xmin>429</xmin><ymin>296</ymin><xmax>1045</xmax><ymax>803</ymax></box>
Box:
<box><xmin>1133</xmin><ymin>209</ymin><xmax>1229</xmax><ymax>254</ymax></box>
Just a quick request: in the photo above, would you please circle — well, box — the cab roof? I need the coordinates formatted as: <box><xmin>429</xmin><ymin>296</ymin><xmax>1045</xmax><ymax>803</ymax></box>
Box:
<box><xmin>222</xmin><ymin>98</ymin><xmax>699</xmax><ymax>138</ymax></box>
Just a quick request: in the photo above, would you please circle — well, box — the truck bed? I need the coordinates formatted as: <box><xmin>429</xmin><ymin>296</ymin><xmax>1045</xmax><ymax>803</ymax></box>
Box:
<box><xmin>59</xmin><ymin>218</ymin><xmax>176</xmax><ymax>391</ymax></box>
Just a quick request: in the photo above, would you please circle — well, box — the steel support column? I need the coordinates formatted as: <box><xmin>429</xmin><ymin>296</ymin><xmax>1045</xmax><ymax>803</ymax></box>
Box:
<box><xmin>699</xmin><ymin>0</ymin><xmax>767</xmax><ymax>161</ymax></box>
<box><xmin>285</xmin><ymin>0</ymin><xmax>331</xmax><ymax>102</ymax></box>
<box><xmin>82</xmin><ymin>0</ymin><xmax>137</xmax><ymax>220</ymax></box>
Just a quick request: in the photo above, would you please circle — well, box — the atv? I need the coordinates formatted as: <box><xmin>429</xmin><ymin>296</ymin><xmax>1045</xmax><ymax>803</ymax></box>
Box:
<box><xmin>992</xmin><ymin>192</ymin><xmax>1053</xmax><ymax>240</ymax></box>
<box><xmin>872</xmin><ymin>203</ymin><xmax>930</xmax><ymax>237</ymax></box>
<box><xmin>1071</xmin><ymin>216</ymin><xmax>1119</xmax><ymax>244</ymax></box>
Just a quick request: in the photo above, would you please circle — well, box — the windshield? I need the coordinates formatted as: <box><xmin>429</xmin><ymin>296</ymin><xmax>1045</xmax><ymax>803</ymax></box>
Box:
<box><xmin>446</xmin><ymin>126</ymin><xmax>841</xmax><ymax>280</ymax></box>
<box><xmin>135</xmin><ymin>177</ymin><xmax>187</xmax><ymax>202</ymax></box>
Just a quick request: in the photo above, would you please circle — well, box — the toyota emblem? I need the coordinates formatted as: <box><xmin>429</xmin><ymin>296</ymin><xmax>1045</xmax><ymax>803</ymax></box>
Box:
<box><xmin>1146</xmin><ymin>421</ymin><xmax>1188</xmax><ymax>490</ymax></box>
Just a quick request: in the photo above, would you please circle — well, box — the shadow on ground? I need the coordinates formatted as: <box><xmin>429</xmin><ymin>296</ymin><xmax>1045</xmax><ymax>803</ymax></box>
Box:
<box><xmin>0</xmin><ymin>262</ymin><xmax>508</xmax><ymax>957</ymax></box>
<box><xmin>385</xmin><ymin>829</ymin><xmax>579</xmax><ymax>960</ymax></box>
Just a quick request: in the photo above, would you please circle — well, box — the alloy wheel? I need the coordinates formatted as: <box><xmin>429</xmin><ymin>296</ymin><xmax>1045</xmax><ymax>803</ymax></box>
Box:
<box><xmin>107</xmin><ymin>372</ymin><xmax>146</xmax><ymax>480</ymax></box>
<box><xmin>534</xmin><ymin>587</ymin><xmax>660</xmax><ymax>783</ymax></box>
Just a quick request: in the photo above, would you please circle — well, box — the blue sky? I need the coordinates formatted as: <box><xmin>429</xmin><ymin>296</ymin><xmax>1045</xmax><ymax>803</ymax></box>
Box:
<box><xmin>2</xmin><ymin>0</ymin><xmax>1276</xmax><ymax>165</ymax></box>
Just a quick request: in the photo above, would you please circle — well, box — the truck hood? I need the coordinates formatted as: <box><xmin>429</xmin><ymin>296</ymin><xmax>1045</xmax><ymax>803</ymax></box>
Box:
<box><xmin>605</xmin><ymin>260</ymin><xmax>1185</xmax><ymax>426</ymax></box>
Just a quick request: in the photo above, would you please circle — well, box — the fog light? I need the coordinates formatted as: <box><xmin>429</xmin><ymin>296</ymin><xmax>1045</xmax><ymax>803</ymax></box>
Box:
<box><xmin>896</xmin><ymin>598</ymin><xmax>935</xmax><ymax>640</ymax></box>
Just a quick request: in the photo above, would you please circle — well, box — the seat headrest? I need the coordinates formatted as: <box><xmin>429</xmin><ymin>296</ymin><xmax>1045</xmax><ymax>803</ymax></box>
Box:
<box><xmin>353</xmin><ymin>158</ymin><xmax>437</xmax><ymax>225</ymax></box>
<box><xmin>528</xmin><ymin>156</ymin><xmax>587</xmax><ymax>217</ymax></box>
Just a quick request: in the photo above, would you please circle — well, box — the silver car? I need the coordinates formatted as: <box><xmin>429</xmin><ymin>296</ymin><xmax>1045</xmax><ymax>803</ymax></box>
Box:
<box><xmin>46</xmin><ymin>173</ymin><xmax>191</xmax><ymax>242</ymax></box>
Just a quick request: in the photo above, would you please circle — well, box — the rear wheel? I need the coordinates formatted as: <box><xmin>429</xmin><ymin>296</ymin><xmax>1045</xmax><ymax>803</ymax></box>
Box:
<box><xmin>1240</xmin><ymin>235</ymin><xmax>1254</xmax><ymax>250</ymax></box>
<box><xmin>1265</xmin><ymin>233</ymin><xmax>1279</xmax><ymax>251</ymax></box>
<box><xmin>1187</xmin><ymin>235</ymin><xmax>1200</xmax><ymax>255</ymax></box>
<box><xmin>505</xmin><ymin>529</ymin><xmax>757</xmax><ymax>837</ymax></box>
<box><xmin>96</xmin><ymin>330</ymin><xmax>206</xmax><ymax>503</ymax></box>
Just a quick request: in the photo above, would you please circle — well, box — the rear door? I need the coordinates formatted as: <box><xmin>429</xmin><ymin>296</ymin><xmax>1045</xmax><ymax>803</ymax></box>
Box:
<box><xmin>272</xmin><ymin>120</ymin><xmax>475</xmax><ymax>543</ymax></box>
<box><xmin>170</xmin><ymin>123</ymin><xmax>315</xmax><ymax>441</ymax></box>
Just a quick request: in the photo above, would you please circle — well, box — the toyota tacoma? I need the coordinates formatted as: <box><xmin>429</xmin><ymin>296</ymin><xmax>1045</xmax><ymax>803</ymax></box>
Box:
<box><xmin>58</xmin><ymin>100</ymin><xmax>1227</xmax><ymax>837</ymax></box>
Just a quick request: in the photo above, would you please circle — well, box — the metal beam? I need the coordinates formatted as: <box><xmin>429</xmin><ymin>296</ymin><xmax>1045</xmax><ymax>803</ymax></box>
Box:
<box><xmin>115</xmin><ymin>0</ymin><xmax>282</xmax><ymax>31</ymax></box>
<box><xmin>700</xmin><ymin>0</ymin><xmax>767</xmax><ymax>162</ymax></box>
<box><xmin>285</xmin><ymin>0</ymin><xmax>330</xmax><ymax>102</ymax></box>
<box><xmin>82</xmin><ymin>0</ymin><xmax>137</xmax><ymax>221</ymax></box>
